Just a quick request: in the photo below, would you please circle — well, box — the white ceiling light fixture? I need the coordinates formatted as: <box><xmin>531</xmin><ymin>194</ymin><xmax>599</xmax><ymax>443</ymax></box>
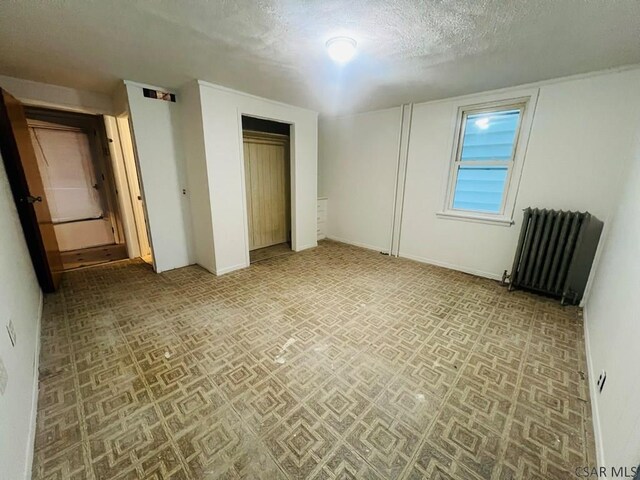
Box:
<box><xmin>326</xmin><ymin>36</ymin><xmax>357</xmax><ymax>64</ymax></box>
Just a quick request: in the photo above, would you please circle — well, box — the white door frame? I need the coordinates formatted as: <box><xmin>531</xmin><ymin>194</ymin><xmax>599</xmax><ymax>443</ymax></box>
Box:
<box><xmin>237</xmin><ymin>111</ymin><xmax>296</xmax><ymax>268</ymax></box>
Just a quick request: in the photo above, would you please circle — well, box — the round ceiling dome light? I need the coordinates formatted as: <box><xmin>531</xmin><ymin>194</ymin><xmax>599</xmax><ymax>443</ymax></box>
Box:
<box><xmin>326</xmin><ymin>36</ymin><xmax>357</xmax><ymax>64</ymax></box>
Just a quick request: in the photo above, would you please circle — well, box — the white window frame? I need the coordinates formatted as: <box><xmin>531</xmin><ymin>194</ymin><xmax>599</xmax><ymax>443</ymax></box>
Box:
<box><xmin>438</xmin><ymin>90</ymin><xmax>539</xmax><ymax>226</ymax></box>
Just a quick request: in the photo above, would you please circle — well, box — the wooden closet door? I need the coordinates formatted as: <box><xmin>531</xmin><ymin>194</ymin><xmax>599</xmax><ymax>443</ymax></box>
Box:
<box><xmin>0</xmin><ymin>89</ymin><xmax>63</xmax><ymax>291</ymax></box>
<box><xmin>244</xmin><ymin>134</ymin><xmax>288</xmax><ymax>250</ymax></box>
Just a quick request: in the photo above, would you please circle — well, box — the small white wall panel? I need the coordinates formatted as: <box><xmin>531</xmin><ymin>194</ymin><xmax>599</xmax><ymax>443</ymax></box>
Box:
<box><xmin>54</xmin><ymin>219</ymin><xmax>114</xmax><ymax>251</ymax></box>
<box><xmin>29</xmin><ymin>127</ymin><xmax>103</xmax><ymax>222</ymax></box>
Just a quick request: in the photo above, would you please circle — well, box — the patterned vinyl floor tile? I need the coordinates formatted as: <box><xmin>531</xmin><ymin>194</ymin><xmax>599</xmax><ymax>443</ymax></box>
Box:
<box><xmin>33</xmin><ymin>240</ymin><xmax>595</xmax><ymax>479</ymax></box>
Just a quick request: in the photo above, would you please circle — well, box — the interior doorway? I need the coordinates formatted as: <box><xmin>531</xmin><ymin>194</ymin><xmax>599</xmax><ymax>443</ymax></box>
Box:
<box><xmin>24</xmin><ymin>106</ymin><xmax>128</xmax><ymax>270</ymax></box>
<box><xmin>113</xmin><ymin>115</ymin><xmax>153</xmax><ymax>264</ymax></box>
<box><xmin>242</xmin><ymin>116</ymin><xmax>293</xmax><ymax>264</ymax></box>
<box><xmin>1</xmin><ymin>87</ymin><xmax>153</xmax><ymax>292</ymax></box>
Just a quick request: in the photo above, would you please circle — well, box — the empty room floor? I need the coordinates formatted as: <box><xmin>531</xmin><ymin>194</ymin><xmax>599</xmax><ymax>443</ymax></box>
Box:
<box><xmin>33</xmin><ymin>240</ymin><xmax>595</xmax><ymax>479</ymax></box>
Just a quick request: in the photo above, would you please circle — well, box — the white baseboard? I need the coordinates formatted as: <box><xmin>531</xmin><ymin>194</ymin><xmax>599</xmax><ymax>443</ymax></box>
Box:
<box><xmin>24</xmin><ymin>290</ymin><xmax>43</xmax><ymax>480</ymax></box>
<box><xmin>216</xmin><ymin>262</ymin><xmax>248</xmax><ymax>275</ymax></box>
<box><xmin>294</xmin><ymin>243</ymin><xmax>317</xmax><ymax>251</ymax></box>
<box><xmin>196</xmin><ymin>262</ymin><xmax>216</xmax><ymax>275</ymax></box>
<box><xmin>327</xmin><ymin>236</ymin><xmax>503</xmax><ymax>280</ymax></box>
<box><xmin>325</xmin><ymin>235</ymin><xmax>388</xmax><ymax>254</ymax></box>
<box><xmin>397</xmin><ymin>252</ymin><xmax>504</xmax><ymax>281</ymax></box>
<box><xmin>582</xmin><ymin>306</ymin><xmax>606</xmax><ymax>469</ymax></box>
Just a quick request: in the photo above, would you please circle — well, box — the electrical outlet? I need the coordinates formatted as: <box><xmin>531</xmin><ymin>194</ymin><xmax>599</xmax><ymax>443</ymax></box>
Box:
<box><xmin>596</xmin><ymin>370</ymin><xmax>607</xmax><ymax>393</ymax></box>
<box><xmin>6</xmin><ymin>320</ymin><xmax>16</xmax><ymax>347</ymax></box>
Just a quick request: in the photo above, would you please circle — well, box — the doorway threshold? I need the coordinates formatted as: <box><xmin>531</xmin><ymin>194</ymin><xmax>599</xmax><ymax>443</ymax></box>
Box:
<box><xmin>250</xmin><ymin>243</ymin><xmax>293</xmax><ymax>264</ymax></box>
<box><xmin>61</xmin><ymin>243</ymin><xmax>128</xmax><ymax>271</ymax></box>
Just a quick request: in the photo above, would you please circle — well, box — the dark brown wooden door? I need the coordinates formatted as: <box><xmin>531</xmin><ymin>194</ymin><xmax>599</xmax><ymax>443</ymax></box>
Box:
<box><xmin>0</xmin><ymin>89</ymin><xmax>63</xmax><ymax>291</ymax></box>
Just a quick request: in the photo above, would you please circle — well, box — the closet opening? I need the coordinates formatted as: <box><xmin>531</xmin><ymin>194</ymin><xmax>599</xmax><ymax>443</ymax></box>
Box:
<box><xmin>241</xmin><ymin>115</ymin><xmax>293</xmax><ymax>264</ymax></box>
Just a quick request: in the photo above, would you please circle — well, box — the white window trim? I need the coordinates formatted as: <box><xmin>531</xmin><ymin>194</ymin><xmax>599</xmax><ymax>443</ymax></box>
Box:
<box><xmin>438</xmin><ymin>90</ymin><xmax>539</xmax><ymax>225</ymax></box>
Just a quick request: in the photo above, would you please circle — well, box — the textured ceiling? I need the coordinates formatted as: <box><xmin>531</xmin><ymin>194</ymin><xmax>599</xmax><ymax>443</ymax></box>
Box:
<box><xmin>0</xmin><ymin>0</ymin><xmax>639</xmax><ymax>114</ymax></box>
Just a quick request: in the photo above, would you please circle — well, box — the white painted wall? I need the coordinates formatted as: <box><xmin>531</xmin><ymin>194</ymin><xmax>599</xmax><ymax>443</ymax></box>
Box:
<box><xmin>401</xmin><ymin>71</ymin><xmax>640</xmax><ymax>278</ymax></box>
<box><xmin>198</xmin><ymin>81</ymin><xmax>318</xmax><ymax>275</ymax></box>
<box><xmin>124</xmin><ymin>81</ymin><xmax>194</xmax><ymax>272</ymax></box>
<box><xmin>178</xmin><ymin>81</ymin><xmax>215</xmax><ymax>273</ymax></box>
<box><xmin>319</xmin><ymin>68</ymin><xmax>640</xmax><ymax>280</ymax></box>
<box><xmin>0</xmin><ymin>74</ymin><xmax>113</xmax><ymax>114</ymax></box>
<box><xmin>584</xmin><ymin>135</ymin><xmax>640</xmax><ymax>470</ymax></box>
<box><xmin>319</xmin><ymin>107</ymin><xmax>401</xmax><ymax>251</ymax></box>
<box><xmin>0</xmin><ymin>153</ymin><xmax>42</xmax><ymax>480</ymax></box>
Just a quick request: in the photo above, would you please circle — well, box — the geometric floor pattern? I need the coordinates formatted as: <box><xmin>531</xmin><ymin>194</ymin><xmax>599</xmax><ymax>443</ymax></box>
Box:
<box><xmin>32</xmin><ymin>240</ymin><xmax>596</xmax><ymax>479</ymax></box>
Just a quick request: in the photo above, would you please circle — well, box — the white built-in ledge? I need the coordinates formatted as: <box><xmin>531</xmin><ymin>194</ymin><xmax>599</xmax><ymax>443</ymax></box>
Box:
<box><xmin>436</xmin><ymin>211</ymin><xmax>514</xmax><ymax>227</ymax></box>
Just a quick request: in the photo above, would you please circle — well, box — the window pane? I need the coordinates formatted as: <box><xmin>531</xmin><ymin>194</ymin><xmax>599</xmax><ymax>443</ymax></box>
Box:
<box><xmin>452</xmin><ymin>166</ymin><xmax>508</xmax><ymax>213</ymax></box>
<box><xmin>461</xmin><ymin>109</ymin><xmax>520</xmax><ymax>161</ymax></box>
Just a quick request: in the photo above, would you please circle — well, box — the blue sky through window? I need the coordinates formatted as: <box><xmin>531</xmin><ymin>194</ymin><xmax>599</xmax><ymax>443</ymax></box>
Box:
<box><xmin>452</xmin><ymin>109</ymin><xmax>521</xmax><ymax>213</ymax></box>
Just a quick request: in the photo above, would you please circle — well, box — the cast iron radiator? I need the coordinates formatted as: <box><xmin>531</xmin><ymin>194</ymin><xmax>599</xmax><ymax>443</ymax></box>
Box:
<box><xmin>508</xmin><ymin>208</ymin><xmax>603</xmax><ymax>305</ymax></box>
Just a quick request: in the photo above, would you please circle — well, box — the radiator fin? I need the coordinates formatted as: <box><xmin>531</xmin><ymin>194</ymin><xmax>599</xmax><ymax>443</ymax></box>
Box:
<box><xmin>509</xmin><ymin>208</ymin><xmax>603</xmax><ymax>305</ymax></box>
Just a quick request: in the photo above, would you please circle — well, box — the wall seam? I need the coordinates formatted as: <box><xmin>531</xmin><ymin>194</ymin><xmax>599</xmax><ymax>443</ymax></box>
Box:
<box><xmin>388</xmin><ymin>104</ymin><xmax>405</xmax><ymax>255</ymax></box>
<box><xmin>395</xmin><ymin>103</ymin><xmax>413</xmax><ymax>257</ymax></box>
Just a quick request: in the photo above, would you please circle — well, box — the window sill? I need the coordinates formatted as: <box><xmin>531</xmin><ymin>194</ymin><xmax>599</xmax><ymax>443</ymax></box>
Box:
<box><xmin>436</xmin><ymin>211</ymin><xmax>514</xmax><ymax>226</ymax></box>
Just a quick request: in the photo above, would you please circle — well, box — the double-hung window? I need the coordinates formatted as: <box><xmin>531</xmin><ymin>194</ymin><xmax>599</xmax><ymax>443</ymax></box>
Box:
<box><xmin>441</xmin><ymin>94</ymin><xmax>536</xmax><ymax>225</ymax></box>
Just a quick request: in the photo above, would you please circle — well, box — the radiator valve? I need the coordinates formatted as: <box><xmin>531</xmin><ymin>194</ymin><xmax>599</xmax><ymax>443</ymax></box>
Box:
<box><xmin>501</xmin><ymin>270</ymin><xmax>511</xmax><ymax>287</ymax></box>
